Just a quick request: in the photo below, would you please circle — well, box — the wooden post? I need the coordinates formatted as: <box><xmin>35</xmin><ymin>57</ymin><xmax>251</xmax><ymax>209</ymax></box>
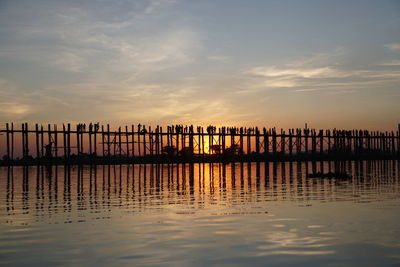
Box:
<box><xmin>137</xmin><ymin>125</ymin><xmax>141</xmax><ymax>157</ymax></box>
<box><xmin>107</xmin><ymin>124</ymin><xmax>110</xmax><ymax>157</ymax></box>
<box><xmin>131</xmin><ymin>125</ymin><xmax>135</xmax><ymax>157</ymax></box>
<box><xmin>36</xmin><ymin>124</ymin><xmax>40</xmax><ymax>158</ymax></box>
<box><xmin>118</xmin><ymin>127</ymin><xmax>122</xmax><ymax>157</ymax></box>
<box><xmin>76</xmin><ymin>124</ymin><xmax>80</xmax><ymax>156</ymax></box>
<box><xmin>67</xmin><ymin>124</ymin><xmax>71</xmax><ymax>158</ymax></box>
<box><xmin>94</xmin><ymin>123</ymin><xmax>97</xmax><ymax>156</ymax></box>
<box><xmin>11</xmin><ymin>123</ymin><xmax>14</xmax><ymax>160</ymax></box>
<box><xmin>166</xmin><ymin>126</ymin><xmax>170</xmax><ymax>155</ymax></box>
<box><xmin>210</xmin><ymin>127</ymin><xmax>214</xmax><ymax>154</ymax></box>
<box><xmin>280</xmin><ymin>129</ymin><xmax>285</xmax><ymax>155</ymax></box>
<box><xmin>263</xmin><ymin>128</ymin><xmax>268</xmax><ymax>155</ymax></box>
<box><xmin>391</xmin><ymin>131</ymin><xmax>395</xmax><ymax>156</ymax></box>
<box><xmin>80</xmin><ymin>124</ymin><xmax>84</xmax><ymax>154</ymax></box>
<box><xmin>22</xmin><ymin>123</ymin><xmax>25</xmax><ymax>158</ymax></box>
<box><xmin>48</xmin><ymin>124</ymin><xmax>51</xmax><ymax>157</ymax></box>
<box><xmin>327</xmin><ymin>130</ymin><xmax>331</xmax><ymax>154</ymax></box>
<box><xmin>101</xmin><ymin>125</ymin><xmax>105</xmax><ymax>157</ymax></box>
<box><xmin>247</xmin><ymin>128</ymin><xmax>251</xmax><ymax>155</ymax></box>
<box><xmin>304</xmin><ymin>128</ymin><xmax>309</xmax><ymax>154</ymax></box>
<box><xmin>189</xmin><ymin>127</ymin><xmax>194</xmax><ymax>156</ymax></box>
<box><xmin>312</xmin><ymin>129</ymin><xmax>316</xmax><ymax>155</ymax></box>
<box><xmin>272</xmin><ymin>128</ymin><xmax>277</xmax><ymax>155</ymax></box>
<box><xmin>240</xmin><ymin>128</ymin><xmax>244</xmax><ymax>155</ymax></box>
<box><xmin>149</xmin><ymin>126</ymin><xmax>153</xmax><ymax>157</ymax></box>
<box><xmin>143</xmin><ymin>126</ymin><xmax>147</xmax><ymax>157</ymax></box>
<box><xmin>175</xmin><ymin>128</ymin><xmax>179</xmax><ymax>155</ymax></box>
<box><xmin>125</xmin><ymin>126</ymin><xmax>129</xmax><ymax>157</ymax></box>
<box><xmin>397</xmin><ymin>123</ymin><xmax>400</xmax><ymax>155</ymax></box>
<box><xmin>54</xmin><ymin>124</ymin><xmax>58</xmax><ymax>158</ymax></box>
<box><xmin>288</xmin><ymin>129</ymin><xmax>293</xmax><ymax>156</ymax></box>
<box><xmin>159</xmin><ymin>126</ymin><xmax>164</xmax><ymax>157</ymax></box>
<box><xmin>89</xmin><ymin>123</ymin><xmax>92</xmax><ymax>155</ymax></box>
<box><xmin>201</xmin><ymin>127</ymin><xmax>205</xmax><ymax>157</ymax></box>
<box><xmin>25</xmin><ymin>123</ymin><xmax>29</xmax><ymax>157</ymax></box>
<box><xmin>255</xmin><ymin>127</ymin><xmax>260</xmax><ymax>154</ymax></box>
<box><xmin>397</xmin><ymin>124</ymin><xmax>400</xmax><ymax>155</ymax></box>
<box><xmin>297</xmin><ymin>129</ymin><xmax>302</xmax><ymax>154</ymax></box>
<box><xmin>319</xmin><ymin>129</ymin><xmax>323</xmax><ymax>154</ymax></box>
<box><xmin>6</xmin><ymin>123</ymin><xmax>10</xmax><ymax>160</ymax></box>
<box><xmin>63</xmin><ymin>124</ymin><xmax>66</xmax><ymax>159</ymax></box>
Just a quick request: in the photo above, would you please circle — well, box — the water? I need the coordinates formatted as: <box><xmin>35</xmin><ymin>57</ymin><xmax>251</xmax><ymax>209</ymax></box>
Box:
<box><xmin>0</xmin><ymin>161</ymin><xmax>399</xmax><ymax>266</ymax></box>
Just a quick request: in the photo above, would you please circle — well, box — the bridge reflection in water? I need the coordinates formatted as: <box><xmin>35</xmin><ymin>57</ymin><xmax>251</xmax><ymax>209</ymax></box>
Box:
<box><xmin>2</xmin><ymin>161</ymin><xmax>399</xmax><ymax>224</ymax></box>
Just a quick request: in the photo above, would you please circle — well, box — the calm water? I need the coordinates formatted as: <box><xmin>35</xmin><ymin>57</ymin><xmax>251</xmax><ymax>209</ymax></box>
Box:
<box><xmin>0</xmin><ymin>161</ymin><xmax>399</xmax><ymax>266</ymax></box>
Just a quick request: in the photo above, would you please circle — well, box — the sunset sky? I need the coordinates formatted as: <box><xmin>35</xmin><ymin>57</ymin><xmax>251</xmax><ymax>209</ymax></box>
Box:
<box><xmin>0</xmin><ymin>0</ymin><xmax>399</xmax><ymax>130</ymax></box>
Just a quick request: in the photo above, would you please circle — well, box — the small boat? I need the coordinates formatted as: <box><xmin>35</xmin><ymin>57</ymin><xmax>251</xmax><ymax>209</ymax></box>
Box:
<box><xmin>307</xmin><ymin>172</ymin><xmax>352</xmax><ymax>179</ymax></box>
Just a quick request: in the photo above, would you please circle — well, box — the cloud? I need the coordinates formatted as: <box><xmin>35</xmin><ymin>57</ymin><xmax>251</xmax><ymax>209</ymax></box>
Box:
<box><xmin>384</xmin><ymin>43</ymin><xmax>400</xmax><ymax>52</ymax></box>
<box><xmin>246</xmin><ymin>66</ymin><xmax>345</xmax><ymax>79</ymax></box>
<box><xmin>241</xmin><ymin>51</ymin><xmax>400</xmax><ymax>94</ymax></box>
<box><xmin>378</xmin><ymin>60</ymin><xmax>400</xmax><ymax>66</ymax></box>
<box><xmin>0</xmin><ymin>79</ymin><xmax>34</xmax><ymax>118</ymax></box>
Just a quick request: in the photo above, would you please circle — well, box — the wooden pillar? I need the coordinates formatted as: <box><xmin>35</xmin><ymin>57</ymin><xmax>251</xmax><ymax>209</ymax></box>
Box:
<box><xmin>210</xmin><ymin>128</ymin><xmax>214</xmax><ymax>154</ymax></box>
<box><xmin>62</xmin><ymin>124</ymin><xmax>66</xmax><ymax>159</ymax></box>
<box><xmin>11</xmin><ymin>123</ymin><xmax>14</xmax><ymax>160</ymax></box>
<box><xmin>189</xmin><ymin>127</ymin><xmax>194</xmax><ymax>155</ymax></box>
<box><xmin>80</xmin><ymin>124</ymin><xmax>84</xmax><ymax>154</ymax></box>
<box><xmin>272</xmin><ymin>129</ymin><xmax>277</xmax><ymax>155</ymax></box>
<box><xmin>312</xmin><ymin>129</ymin><xmax>316</xmax><ymax>155</ymax></box>
<box><xmin>131</xmin><ymin>125</ymin><xmax>135</xmax><ymax>157</ymax></box>
<box><xmin>54</xmin><ymin>124</ymin><xmax>58</xmax><ymax>158</ymax></box>
<box><xmin>125</xmin><ymin>126</ymin><xmax>129</xmax><ymax>157</ymax></box>
<box><xmin>255</xmin><ymin>127</ymin><xmax>260</xmax><ymax>154</ymax></box>
<box><xmin>22</xmin><ymin>123</ymin><xmax>25</xmax><ymax>158</ymax></box>
<box><xmin>41</xmin><ymin>125</ymin><xmax>44</xmax><ymax>158</ymax></box>
<box><xmin>5</xmin><ymin>123</ymin><xmax>10</xmax><ymax>160</ymax></box>
<box><xmin>89</xmin><ymin>123</ymin><xmax>92</xmax><ymax>155</ymax></box>
<box><xmin>201</xmin><ymin>127</ymin><xmax>205</xmax><ymax>157</ymax></box>
<box><xmin>197</xmin><ymin>127</ymin><xmax>201</xmax><ymax>155</ymax></box>
<box><xmin>239</xmin><ymin>128</ymin><xmax>244</xmax><ymax>155</ymax></box>
<box><xmin>247</xmin><ymin>129</ymin><xmax>251</xmax><ymax>155</ymax></box>
<box><xmin>166</xmin><ymin>126</ymin><xmax>170</xmax><ymax>154</ymax></box>
<box><xmin>25</xmin><ymin>123</ymin><xmax>29</xmax><ymax>157</ymax></box>
<box><xmin>159</xmin><ymin>126</ymin><xmax>164</xmax><ymax>155</ymax></box>
<box><xmin>319</xmin><ymin>129</ymin><xmax>323</xmax><ymax>154</ymax></box>
<box><xmin>36</xmin><ymin>124</ymin><xmax>40</xmax><ymax>158</ymax></box>
<box><xmin>175</xmin><ymin>127</ymin><xmax>179</xmax><ymax>156</ymax></box>
<box><xmin>101</xmin><ymin>125</ymin><xmax>105</xmax><ymax>157</ymax></box>
<box><xmin>67</xmin><ymin>124</ymin><xmax>71</xmax><ymax>158</ymax></box>
<box><xmin>137</xmin><ymin>124</ymin><xmax>142</xmax><ymax>157</ymax></box>
<box><xmin>48</xmin><ymin>124</ymin><xmax>51</xmax><ymax>157</ymax></box>
<box><xmin>327</xmin><ymin>130</ymin><xmax>331</xmax><ymax>154</ymax></box>
<box><xmin>297</xmin><ymin>129</ymin><xmax>302</xmax><ymax>154</ymax></box>
<box><xmin>280</xmin><ymin>129</ymin><xmax>285</xmax><ymax>154</ymax></box>
<box><xmin>397</xmin><ymin>124</ymin><xmax>400</xmax><ymax>155</ymax></box>
<box><xmin>263</xmin><ymin>128</ymin><xmax>269</xmax><ymax>155</ymax></box>
<box><xmin>93</xmin><ymin>124</ymin><xmax>97</xmax><ymax>156</ymax></box>
<box><xmin>391</xmin><ymin>131</ymin><xmax>395</xmax><ymax>156</ymax></box>
<box><xmin>143</xmin><ymin>126</ymin><xmax>147</xmax><ymax>157</ymax></box>
<box><xmin>76</xmin><ymin>124</ymin><xmax>80</xmax><ymax>156</ymax></box>
<box><xmin>304</xmin><ymin>128</ymin><xmax>309</xmax><ymax>154</ymax></box>
<box><xmin>118</xmin><ymin>127</ymin><xmax>122</xmax><ymax>157</ymax></box>
<box><xmin>149</xmin><ymin>126</ymin><xmax>153</xmax><ymax>157</ymax></box>
<box><xmin>288</xmin><ymin>129</ymin><xmax>293</xmax><ymax>156</ymax></box>
<box><xmin>107</xmin><ymin>124</ymin><xmax>110</xmax><ymax>157</ymax></box>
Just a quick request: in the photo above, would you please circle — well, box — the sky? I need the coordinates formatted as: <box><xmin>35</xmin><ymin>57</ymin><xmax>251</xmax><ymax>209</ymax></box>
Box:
<box><xmin>0</xmin><ymin>0</ymin><xmax>399</xmax><ymax>130</ymax></box>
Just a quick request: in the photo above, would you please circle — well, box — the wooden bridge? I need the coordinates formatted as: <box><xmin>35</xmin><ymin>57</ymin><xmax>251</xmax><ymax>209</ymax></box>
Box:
<box><xmin>0</xmin><ymin>123</ymin><xmax>399</xmax><ymax>165</ymax></box>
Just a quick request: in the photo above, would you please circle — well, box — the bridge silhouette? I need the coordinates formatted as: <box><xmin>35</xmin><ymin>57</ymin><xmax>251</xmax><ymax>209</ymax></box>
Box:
<box><xmin>0</xmin><ymin>122</ymin><xmax>399</xmax><ymax>165</ymax></box>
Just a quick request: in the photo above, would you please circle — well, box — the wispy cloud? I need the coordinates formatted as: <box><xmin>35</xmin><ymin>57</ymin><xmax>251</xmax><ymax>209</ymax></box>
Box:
<box><xmin>241</xmin><ymin>51</ymin><xmax>400</xmax><ymax>94</ymax></box>
<box><xmin>384</xmin><ymin>43</ymin><xmax>400</xmax><ymax>52</ymax></box>
<box><xmin>378</xmin><ymin>60</ymin><xmax>400</xmax><ymax>66</ymax></box>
